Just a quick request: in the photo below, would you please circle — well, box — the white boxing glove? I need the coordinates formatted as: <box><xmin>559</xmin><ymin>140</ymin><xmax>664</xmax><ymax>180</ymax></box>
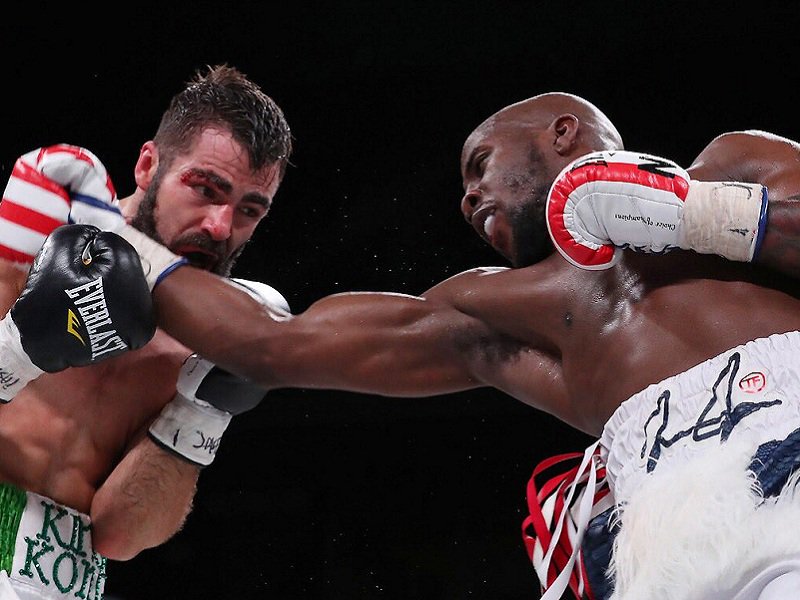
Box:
<box><xmin>2</xmin><ymin>144</ymin><xmax>187</xmax><ymax>288</ymax></box>
<box><xmin>545</xmin><ymin>150</ymin><xmax>769</xmax><ymax>269</ymax></box>
<box><xmin>148</xmin><ymin>278</ymin><xmax>290</xmax><ymax>466</ymax></box>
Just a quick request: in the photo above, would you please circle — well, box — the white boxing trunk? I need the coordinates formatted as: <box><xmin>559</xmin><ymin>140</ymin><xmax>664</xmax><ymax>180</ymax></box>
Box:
<box><xmin>600</xmin><ymin>330</ymin><xmax>800</xmax><ymax>600</ymax></box>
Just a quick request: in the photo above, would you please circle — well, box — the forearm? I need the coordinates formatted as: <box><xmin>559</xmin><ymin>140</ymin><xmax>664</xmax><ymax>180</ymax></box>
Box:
<box><xmin>153</xmin><ymin>267</ymin><xmax>287</xmax><ymax>387</ymax></box>
<box><xmin>90</xmin><ymin>437</ymin><xmax>199</xmax><ymax>560</ymax></box>
<box><xmin>154</xmin><ymin>267</ymin><xmax>480</xmax><ymax>396</ymax></box>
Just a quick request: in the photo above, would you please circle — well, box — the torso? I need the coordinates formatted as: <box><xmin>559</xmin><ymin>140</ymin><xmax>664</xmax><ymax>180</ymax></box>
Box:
<box><xmin>556</xmin><ymin>252</ymin><xmax>800</xmax><ymax>432</ymax></box>
<box><xmin>0</xmin><ymin>264</ymin><xmax>188</xmax><ymax>512</ymax></box>
<box><xmin>441</xmin><ymin>131</ymin><xmax>800</xmax><ymax>436</ymax></box>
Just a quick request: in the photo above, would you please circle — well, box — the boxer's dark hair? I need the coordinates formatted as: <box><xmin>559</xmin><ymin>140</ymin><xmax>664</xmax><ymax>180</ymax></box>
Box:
<box><xmin>154</xmin><ymin>64</ymin><xmax>293</xmax><ymax>179</ymax></box>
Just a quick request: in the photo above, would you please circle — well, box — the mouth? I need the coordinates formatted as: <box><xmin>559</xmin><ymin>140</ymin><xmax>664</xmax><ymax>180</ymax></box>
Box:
<box><xmin>174</xmin><ymin>245</ymin><xmax>219</xmax><ymax>271</ymax></box>
<box><xmin>471</xmin><ymin>204</ymin><xmax>497</xmax><ymax>244</ymax></box>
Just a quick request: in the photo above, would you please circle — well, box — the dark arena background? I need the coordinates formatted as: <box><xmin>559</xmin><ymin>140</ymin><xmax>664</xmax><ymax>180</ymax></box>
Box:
<box><xmin>4</xmin><ymin>3</ymin><xmax>799</xmax><ymax>599</ymax></box>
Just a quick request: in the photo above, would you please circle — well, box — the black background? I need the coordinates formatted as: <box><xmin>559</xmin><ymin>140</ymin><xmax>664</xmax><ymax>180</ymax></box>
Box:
<box><xmin>5</xmin><ymin>3</ymin><xmax>800</xmax><ymax>599</ymax></box>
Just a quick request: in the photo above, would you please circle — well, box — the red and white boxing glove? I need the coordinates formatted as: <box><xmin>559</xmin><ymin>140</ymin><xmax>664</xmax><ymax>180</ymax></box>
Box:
<box><xmin>545</xmin><ymin>150</ymin><xmax>769</xmax><ymax>269</ymax></box>
<box><xmin>1</xmin><ymin>144</ymin><xmax>186</xmax><ymax>288</ymax></box>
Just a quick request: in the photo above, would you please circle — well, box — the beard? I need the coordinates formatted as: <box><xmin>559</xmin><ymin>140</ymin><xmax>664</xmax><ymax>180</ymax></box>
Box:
<box><xmin>506</xmin><ymin>194</ymin><xmax>552</xmax><ymax>268</ymax></box>
<box><xmin>129</xmin><ymin>171</ymin><xmax>246</xmax><ymax>277</ymax></box>
<box><xmin>504</xmin><ymin>148</ymin><xmax>554</xmax><ymax>268</ymax></box>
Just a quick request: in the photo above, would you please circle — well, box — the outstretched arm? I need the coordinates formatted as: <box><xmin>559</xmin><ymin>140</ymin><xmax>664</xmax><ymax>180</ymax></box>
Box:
<box><xmin>153</xmin><ymin>266</ymin><xmax>488</xmax><ymax>397</ymax></box>
<box><xmin>152</xmin><ymin>262</ymin><xmax>577</xmax><ymax>425</ymax></box>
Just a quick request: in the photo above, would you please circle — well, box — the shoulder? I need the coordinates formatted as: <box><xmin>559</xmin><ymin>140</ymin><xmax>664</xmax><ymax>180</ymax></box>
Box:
<box><xmin>705</xmin><ymin>129</ymin><xmax>800</xmax><ymax>154</ymax></box>
<box><xmin>422</xmin><ymin>266</ymin><xmax>510</xmax><ymax>299</ymax></box>
<box><xmin>689</xmin><ymin>130</ymin><xmax>800</xmax><ymax>180</ymax></box>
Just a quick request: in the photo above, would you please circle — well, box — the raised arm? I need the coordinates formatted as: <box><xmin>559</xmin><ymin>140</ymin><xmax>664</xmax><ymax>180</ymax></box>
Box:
<box><xmin>687</xmin><ymin>130</ymin><xmax>800</xmax><ymax>277</ymax></box>
<box><xmin>544</xmin><ymin>131</ymin><xmax>800</xmax><ymax>276</ymax></box>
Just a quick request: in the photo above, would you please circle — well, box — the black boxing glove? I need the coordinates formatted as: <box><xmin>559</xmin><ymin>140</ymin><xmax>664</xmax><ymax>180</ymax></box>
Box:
<box><xmin>0</xmin><ymin>224</ymin><xmax>155</xmax><ymax>401</ymax></box>
<box><xmin>148</xmin><ymin>279</ymin><xmax>290</xmax><ymax>466</ymax></box>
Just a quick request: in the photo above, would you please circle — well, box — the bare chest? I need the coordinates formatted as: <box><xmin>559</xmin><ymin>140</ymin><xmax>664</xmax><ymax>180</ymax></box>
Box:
<box><xmin>558</xmin><ymin>273</ymin><xmax>800</xmax><ymax>429</ymax></box>
<box><xmin>0</xmin><ymin>331</ymin><xmax>189</xmax><ymax>509</ymax></box>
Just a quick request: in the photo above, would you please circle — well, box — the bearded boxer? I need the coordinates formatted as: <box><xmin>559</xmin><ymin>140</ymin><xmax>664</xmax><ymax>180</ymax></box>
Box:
<box><xmin>0</xmin><ymin>64</ymin><xmax>292</xmax><ymax>600</ymax></box>
<box><xmin>91</xmin><ymin>91</ymin><xmax>800</xmax><ymax>599</ymax></box>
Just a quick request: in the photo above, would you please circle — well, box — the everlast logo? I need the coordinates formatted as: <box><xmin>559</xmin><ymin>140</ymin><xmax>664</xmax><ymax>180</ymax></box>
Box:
<box><xmin>64</xmin><ymin>278</ymin><xmax>128</xmax><ymax>361</ymax></box>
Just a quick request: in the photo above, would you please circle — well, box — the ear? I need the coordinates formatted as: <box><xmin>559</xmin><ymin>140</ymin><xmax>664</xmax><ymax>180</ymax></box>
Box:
<box><xmin>134</xmin><ymin>141</ymin><xmax>159</xmax><ymax>189</ymax></box>
<box><xmin>550</xmin><ymin>113</ymin><xmax>580</xmax><ymax>155</ymax></box>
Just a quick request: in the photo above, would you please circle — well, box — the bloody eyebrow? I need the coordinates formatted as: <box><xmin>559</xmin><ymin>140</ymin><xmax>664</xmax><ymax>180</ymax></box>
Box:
<box><xmin>181</xmin><ymin>168</ymin><xmax>233</xmax><ymax>193</ymax></box>
<box><xmin>181</xmin><ymin>168</ymin><xmax>272</xmax><ymax>207</ymax></box>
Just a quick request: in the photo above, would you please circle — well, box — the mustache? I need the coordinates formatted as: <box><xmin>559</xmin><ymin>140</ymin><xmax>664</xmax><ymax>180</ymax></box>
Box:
<box><xmin>172</xmin><ymin>232</ymin><xmax>226</xmax><ymax>256</ymax></box>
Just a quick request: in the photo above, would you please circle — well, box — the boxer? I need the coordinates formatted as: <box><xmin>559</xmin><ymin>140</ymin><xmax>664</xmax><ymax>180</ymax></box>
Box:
<box><xmin>0</xmin><ymin>64</ymin><xmax>292</xmax><ymax>600</ymax></box>
<box><xmin>24</xmin><ymin>95</ymin><xmax>800</xmax><ymax>598</ymax></box>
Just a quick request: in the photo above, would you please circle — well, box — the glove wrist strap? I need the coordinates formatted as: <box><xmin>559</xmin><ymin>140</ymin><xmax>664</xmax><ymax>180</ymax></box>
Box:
<box><xmin>0</xmin><ymin>316</ymin><xmax>44</xmax><ymax>402</ymax></box>
<box><xmin>148</xmin><ymin>392</ymin><xmax>232</xmax><ymax>467</ymax></box>
<box><xmin>682</xmin><ymin>181</ymin><xmax>768</xmax><ymax>262</ymax></box>
<box><xmin>116</xmin><ymin>225</ymin><xmax>188</xmax><ymax>291</ymax></box>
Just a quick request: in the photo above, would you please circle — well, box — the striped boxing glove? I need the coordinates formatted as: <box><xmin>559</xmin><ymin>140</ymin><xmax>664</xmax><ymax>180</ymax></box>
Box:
<box><xmin>1</xmin><ymin>145</ymin><xmax>186</xmax><ymax>288</ymax></box>
<box><xmin>545</xmin><ymin>150</ymin><xmax>769</xmax><ymax>270</ymax></box>
<box><xmin>0</xmin><ymin>145</ymin><xmax>116</xmax><ymax>269</ymax></box>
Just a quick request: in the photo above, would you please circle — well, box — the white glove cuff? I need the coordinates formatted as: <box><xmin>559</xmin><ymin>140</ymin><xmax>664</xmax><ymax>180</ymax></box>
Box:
<box><xmin>116</xmin><ymin>225</ymin><xmax>188</xmax><ymax>291</ymax></box>
<box><xmin>682</xmin><ymin>181</ymin><xmax>767</xmax><ymax>262</ymax></box>
<box><xmin>148</xmin><ymin>392</ymin><xmax>232</xmax><ymax>467</ymax></box>
<box><xmin>0</xmin><ymin>315</ymin><xmax>44</xmax><ymax>402</ymax></box>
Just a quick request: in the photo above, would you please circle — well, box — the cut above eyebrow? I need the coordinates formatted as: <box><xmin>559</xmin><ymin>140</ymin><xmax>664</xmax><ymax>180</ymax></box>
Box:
<box><xmin>185</xmin><ymin>168</ymin><xmax>233</xmax><ymax>193</ymax></box>
<box><xmin>186</xmin><ymin>168</ymin><xmax>272</xmax><ymax>207</ymax></box>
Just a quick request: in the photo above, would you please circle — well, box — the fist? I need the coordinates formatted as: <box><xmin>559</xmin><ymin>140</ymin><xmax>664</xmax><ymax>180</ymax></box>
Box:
<box><xmin>13</xmin><ymin>224</ymin><xmax>155</xmax><ymax>372</ymax></box>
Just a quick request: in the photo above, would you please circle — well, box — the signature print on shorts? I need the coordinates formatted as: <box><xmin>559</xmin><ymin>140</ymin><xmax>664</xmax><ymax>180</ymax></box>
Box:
<box><xmin>640</xmin><ymin>352</ymin><xmax>782</xmax><ymax>473</ymax></box>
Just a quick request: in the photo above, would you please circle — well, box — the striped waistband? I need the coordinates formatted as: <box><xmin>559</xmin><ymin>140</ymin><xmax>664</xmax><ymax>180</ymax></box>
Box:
<box><xmin>0</xmin><ymin>482</ymin><xmax>26</xmax><ymax>575</ymax></box>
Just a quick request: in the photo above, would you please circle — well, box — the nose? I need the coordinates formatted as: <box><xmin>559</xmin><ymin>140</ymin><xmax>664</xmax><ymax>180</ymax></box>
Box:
<box><xmin>201</xmin><ymin>204</ymin><xmax>234</xmax><ymax>241</ymax></box>
<box><xmin>460</xmin><ymin>188</ymin><xmax>481</xmax><ymax>223</ymax></box>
